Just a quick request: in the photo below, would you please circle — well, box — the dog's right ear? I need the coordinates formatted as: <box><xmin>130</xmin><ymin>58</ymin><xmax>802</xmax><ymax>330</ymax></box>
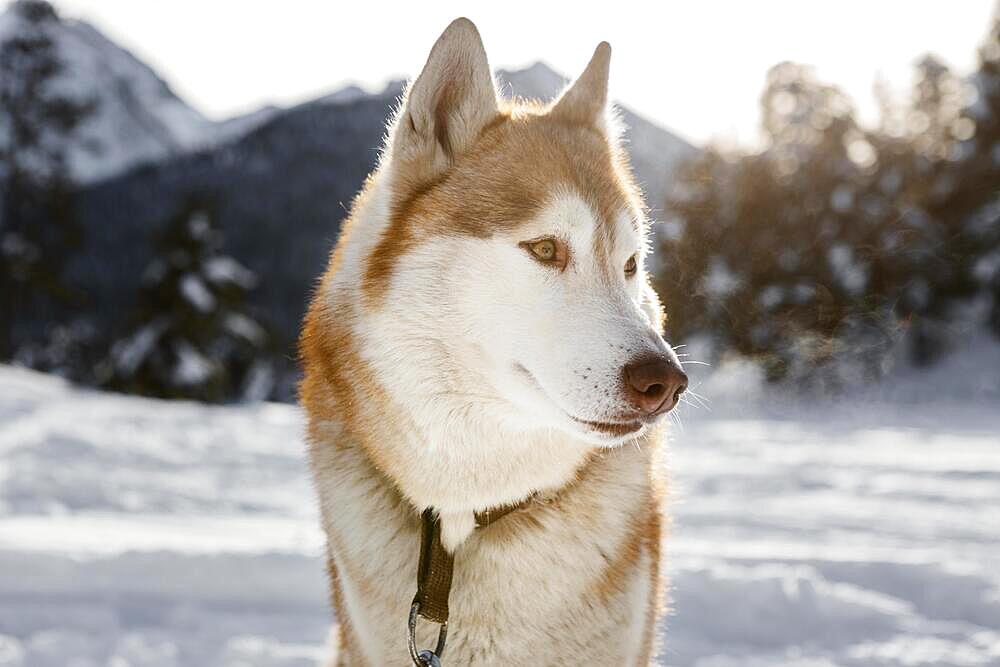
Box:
<box><xmin>393</xmin><ymin>18</ymin><xmax>498</xmax><ymax>171</ymax></box>
<box><xmin>549</xmin><ymin>42</ymin><xmax>611</xmax><ymax>128</ymax></box>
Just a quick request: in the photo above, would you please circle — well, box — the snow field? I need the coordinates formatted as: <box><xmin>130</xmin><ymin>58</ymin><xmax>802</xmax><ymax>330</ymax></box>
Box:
<box><xmin>0</xmin><ymin>365</ymin><xmax>998</xmax><ymax>665</ymax></box>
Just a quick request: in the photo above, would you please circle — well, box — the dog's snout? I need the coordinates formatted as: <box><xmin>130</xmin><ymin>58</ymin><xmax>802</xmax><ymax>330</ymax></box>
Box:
<box><xmin>622</xmin><ymin>355</ymin><xmax>688</xmax><ymax>415</ymax></box>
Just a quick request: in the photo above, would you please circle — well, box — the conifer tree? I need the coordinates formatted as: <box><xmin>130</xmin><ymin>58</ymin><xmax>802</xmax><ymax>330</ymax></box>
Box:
<box><xmin>659</xmin><ymin>64</ymin><xmax>879</xmax><ymax>380</ymax></box>
<box><xmin>954</xmin><ymin>9</ymin><xmax>1000</xmax><ymax>336</ymax></box>
<box><xmin>106</xmin><ymin>200</ymin><xmax>272</xmax><ymax>402</ymax></box>
<box><xmin>0</xmin><ymin>0</ymin><xmax>95</xmax><ymax>358</ymax></box>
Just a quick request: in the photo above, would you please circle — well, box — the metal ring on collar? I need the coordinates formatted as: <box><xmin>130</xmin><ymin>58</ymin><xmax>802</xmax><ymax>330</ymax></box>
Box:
<box><xmin>408</xmin><ymin>599</ymin><xmax>448</xmax><ymax>666</ymax></box>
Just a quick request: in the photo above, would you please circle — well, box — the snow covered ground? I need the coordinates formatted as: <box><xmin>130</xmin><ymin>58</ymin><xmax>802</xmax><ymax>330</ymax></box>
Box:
<box><xmin>0</xmin><ymin>359</ymin><xmax>998</xmax><ymax>666</ymax></box>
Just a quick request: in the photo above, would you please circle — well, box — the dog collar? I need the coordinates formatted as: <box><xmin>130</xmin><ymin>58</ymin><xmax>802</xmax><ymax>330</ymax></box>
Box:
<box><xmin>407</xmin><ymin>498</ymin><xmax>533</xmax><ymax>666</ymax></box>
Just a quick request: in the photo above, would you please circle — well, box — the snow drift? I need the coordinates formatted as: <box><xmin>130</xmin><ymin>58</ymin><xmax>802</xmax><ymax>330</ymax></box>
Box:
<box><xmin>0</xmin><ymin>361</ymin><xmax>998</xmax><ymax>666</ymax></box>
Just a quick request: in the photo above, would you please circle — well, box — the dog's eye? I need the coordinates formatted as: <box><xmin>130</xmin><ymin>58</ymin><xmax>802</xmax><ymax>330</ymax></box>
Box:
<box><xmin>531</xmin><ymin>239</ymin><xmax>556</xmax><ymax>261</ymax></box>
<box><xmin>624</xmin><ymin>254</ymin><xmax>638</xmax><ymax>277</ymax></box>
<box><xmin>520</xmin><ymin>237</ymin><xmax>568</xmax><ymax>270</ymax></box>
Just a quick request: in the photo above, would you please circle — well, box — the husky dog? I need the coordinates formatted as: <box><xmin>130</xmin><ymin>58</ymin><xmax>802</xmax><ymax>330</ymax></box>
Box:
<box><xmin>300</xmin><ymin>17</ymin><xmax>687</xmax><ymax>666</ymax></box>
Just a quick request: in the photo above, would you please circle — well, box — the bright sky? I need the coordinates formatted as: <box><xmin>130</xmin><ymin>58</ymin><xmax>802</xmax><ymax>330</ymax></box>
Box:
<box><xmin>52</xmin><ymin>0</ymin><xmax>997</xmax><ymax>146</ymax></box>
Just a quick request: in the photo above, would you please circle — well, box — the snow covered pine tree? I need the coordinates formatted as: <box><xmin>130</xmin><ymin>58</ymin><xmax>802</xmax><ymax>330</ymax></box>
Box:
<box><xmin>955</xmin><ymin>11</ymin><xmax>1000</xmax><ymax>338</ymax></box>
<box><xmin>657</xmin><ymin>63</ymin><xmax>883</xmax><ymax>382</ymax></box>
<box><xmin>106</xmin><ymin>200</ymin><xmax>273</xmax><ymax>402</ymax></box>
<box><xmin>657</xmin><ymin>7</ymin><xmax>1000</xmax><ymax>381</ymax></box>
<box><xmin>0</xmin><ymin>0</ymin><xmax>95</xmax><ymax>359</ymax></box>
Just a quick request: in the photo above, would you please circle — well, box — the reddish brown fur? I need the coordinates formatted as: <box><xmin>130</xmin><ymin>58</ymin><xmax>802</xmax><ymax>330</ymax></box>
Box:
<box><xmin>640</xmin><ymin>487</ymin><xmax>665</xmax><ymax>663</ymax></box>
<box><xmin>363</xmin><ymin>103</ymin><xmax>644</xmax><ymax>307</ymax></box>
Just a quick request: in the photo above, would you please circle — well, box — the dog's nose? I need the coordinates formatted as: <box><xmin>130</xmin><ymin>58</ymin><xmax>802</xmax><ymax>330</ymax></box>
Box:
<box><xmin>622</xmin><ymin>355</ymin><xmax>688</xmax><ymax>415</ymax></box>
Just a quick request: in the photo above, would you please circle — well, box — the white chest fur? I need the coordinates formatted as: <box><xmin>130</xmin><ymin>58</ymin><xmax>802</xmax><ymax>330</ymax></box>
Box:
<box><xmin>309</xmin><ymin>422</ymin><xmax>665</xmax><ymax>666</ymax></box>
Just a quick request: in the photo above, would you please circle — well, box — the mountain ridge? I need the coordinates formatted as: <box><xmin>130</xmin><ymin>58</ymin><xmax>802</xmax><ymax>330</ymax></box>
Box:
<box><xmin>0</xmin><ymin>1</ymin><xmax>279</xmax><ymax>182</ymax></box>
<box><xmin>0</xmin><ymin>1</ymin><xmax>696</xmax><ymax>197</ymax></box>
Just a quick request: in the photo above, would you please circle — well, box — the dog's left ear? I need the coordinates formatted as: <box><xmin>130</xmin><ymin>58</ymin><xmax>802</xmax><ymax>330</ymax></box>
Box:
<box><xmin>393</xmin><ymin>18</ymin><xmax>498</xmax><ymax>170</ymax></box>
<box><xmin>549</xmin><ymin>42</ymin><xmax>611</xmax><ymax>128</ymax></box>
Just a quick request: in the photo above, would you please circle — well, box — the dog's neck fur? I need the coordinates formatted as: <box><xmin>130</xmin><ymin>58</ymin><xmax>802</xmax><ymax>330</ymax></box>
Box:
<box><xmin>303</xmin><ymin>378</ymin><xmax>663</xmax><ymax>665</ymax></box>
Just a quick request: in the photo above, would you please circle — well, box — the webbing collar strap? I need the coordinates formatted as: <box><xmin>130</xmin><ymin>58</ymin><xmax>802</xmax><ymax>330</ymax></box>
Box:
<box><xmin>407</xmin><ymin>498</ymin><xmax>532</xmax><ymax>666</ymax></box>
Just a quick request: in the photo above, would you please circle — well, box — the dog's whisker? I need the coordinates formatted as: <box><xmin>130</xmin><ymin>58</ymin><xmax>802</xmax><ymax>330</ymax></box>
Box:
<box><xmin>686</xmin><ymin>388</ymin><xmax>710</xmax><ymax>402</ymax></box>
<box><xmin>685</xmin><ymin>398</ymin><xmax>710</xmax><ymax>412</ymax></box>
<box><xmin>678</xmin><ymin>398</ymin><xmax>704</xmax><ymax>416</ymax></box>
<box><xmin>680</xmin><ymin>399</ymin><xmax>708</xmax><ymax>416</ymax></box>
<box><xmin>683</xmin><ymin>390</ymin><xmax>712</xmax><ymax>410</ymax></box>
<box><xmin>678</xmin><ymin>395</ymin><xmax>701</xmax><ymax>410</ymax></box>
<box><xmin>670</xmin><ymin>410</ymin><xmax>685</xmax><ymax>432</ymax></box>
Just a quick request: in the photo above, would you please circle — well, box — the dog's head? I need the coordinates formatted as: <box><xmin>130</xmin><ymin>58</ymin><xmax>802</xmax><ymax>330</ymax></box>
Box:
<box><xmin>359</xmin><ymin>19</ymin><xmax>686</xmax><ymax>449</ymax></box>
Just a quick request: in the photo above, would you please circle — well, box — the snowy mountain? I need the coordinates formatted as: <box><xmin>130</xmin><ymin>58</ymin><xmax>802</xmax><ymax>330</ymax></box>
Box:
<box><xmin>2</xmin><ymin>355</ymin><xmax>999</xmax><ymax>665</ymax></box>
<box><xmin>0</xmin><ymin>1</ymin><xmax>277</xmax><ymax>183</ymax></box>
<box><xmin>0</xmin><ymin>1</ymin><xmax>695</xmax><ymax>200</ymax></box>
